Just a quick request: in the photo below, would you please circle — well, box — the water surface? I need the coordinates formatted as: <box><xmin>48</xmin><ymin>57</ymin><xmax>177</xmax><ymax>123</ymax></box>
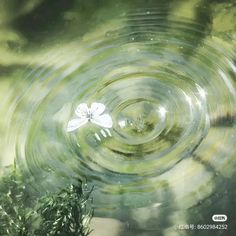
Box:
<box><xmin>0</xmin><ymin>1</ymin><xmax>236</xmax><ymax>235</ymax></box>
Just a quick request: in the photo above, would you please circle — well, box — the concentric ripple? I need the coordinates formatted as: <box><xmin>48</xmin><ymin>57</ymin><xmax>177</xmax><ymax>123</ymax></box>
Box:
<box><xmin>10</xmin><ymin>9</ymin><xmax>236</xmax><ymax>219</ymax></box>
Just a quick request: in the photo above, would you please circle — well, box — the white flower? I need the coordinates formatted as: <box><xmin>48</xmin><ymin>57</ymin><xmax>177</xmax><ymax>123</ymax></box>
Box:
<box><xmin>67</xmin><ymin>102</ymin><xmax>113</xmax><ymax>132</ymax></box>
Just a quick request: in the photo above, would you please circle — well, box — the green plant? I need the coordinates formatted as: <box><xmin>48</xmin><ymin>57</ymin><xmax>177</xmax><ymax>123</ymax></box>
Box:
<box><xmin>35</xmin><ymin>182</ymin><xmax>93</xmax><ymax>236</ymax></box>
<box><xmin>0</xmin><ymin>166</ymin><xmax>93</xmax><ymax>236</ymax></box>
<box><xmin>0</xmin><ymin>166</ymin><xmax>36</xmax><ymax>236</ymax></box>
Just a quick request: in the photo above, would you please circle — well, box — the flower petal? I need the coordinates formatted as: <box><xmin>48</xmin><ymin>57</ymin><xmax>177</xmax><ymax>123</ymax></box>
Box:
<box><xmin>90</xmin><ymin>102</ymin><xmax>105</xmax><ymax>116</ymax></box>
<box><xmin>75</xmin><ymin>103</ymin><xmax>89</xmax><ymax>118</ymax></box>
<box><xmin>91</xmin><ymin>114</ymin><xmax>113</xmax><ymax>128</ymax></box>
<box><xmin>67</xmin><ymin>118</ymin><xmax>88</xmax><ymax>132</ymax></box>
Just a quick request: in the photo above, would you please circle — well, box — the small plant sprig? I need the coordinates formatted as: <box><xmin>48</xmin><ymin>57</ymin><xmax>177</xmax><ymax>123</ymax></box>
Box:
<box><xmin>0</xmin><ymin>165</ymin><xmax>93</xmax><ymax>236</ymax></box>
<box><xmin>0</xmin><ymin>165</ymin><xmax>36</xmax><ymax>236</ymax></box>
<box><xmin>36</xmin><ymin>181</ymin><xmax>93</xmax><ymax>236</ymax></box>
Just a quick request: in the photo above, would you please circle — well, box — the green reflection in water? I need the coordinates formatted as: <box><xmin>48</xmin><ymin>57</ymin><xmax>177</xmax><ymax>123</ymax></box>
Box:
<box><xmin>0</xmin><ymin>0</ymin><xmax>236</xmax><ymax>235</ymax></box>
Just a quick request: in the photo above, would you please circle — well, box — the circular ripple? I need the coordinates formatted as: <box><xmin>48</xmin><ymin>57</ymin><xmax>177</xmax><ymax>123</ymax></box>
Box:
<box><xmin>10</xmin><ymin>9</ymin><xmax>236</xmax><ymax>216</ymax></box>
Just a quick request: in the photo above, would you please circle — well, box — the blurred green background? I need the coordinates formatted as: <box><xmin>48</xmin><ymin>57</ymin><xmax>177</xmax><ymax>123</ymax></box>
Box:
<box><xmin>0</xmin><ymin>1</ymin><xmax>235</xmax><ymax>236</ymax></box>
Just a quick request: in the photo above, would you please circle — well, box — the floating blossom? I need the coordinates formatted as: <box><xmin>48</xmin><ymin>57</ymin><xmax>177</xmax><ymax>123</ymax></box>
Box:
<box><xmin>67</xmin><ymin>103</ymin><xmax>113</xmax><ymax>132</ymax></box>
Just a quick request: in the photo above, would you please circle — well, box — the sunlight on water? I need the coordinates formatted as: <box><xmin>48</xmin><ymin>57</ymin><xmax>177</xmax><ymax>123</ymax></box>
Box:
<box><xmin>0</xmin><ymin>1</ymin><xmax>236</xmax><ymax>235</ymax></box>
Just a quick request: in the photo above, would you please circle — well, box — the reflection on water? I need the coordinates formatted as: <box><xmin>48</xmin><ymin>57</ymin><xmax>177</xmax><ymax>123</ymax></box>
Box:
<box><xmin>0</xmin><ymin>0</ymin><xmax>236</xmax><ymax>235</ymax></box>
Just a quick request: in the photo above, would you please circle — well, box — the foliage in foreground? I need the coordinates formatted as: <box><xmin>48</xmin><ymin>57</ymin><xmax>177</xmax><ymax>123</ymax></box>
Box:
<box><xmin>0</xmin><ymin>167</ymin><xmax>36</xmax><ymax>236</ymax></box>
<box><xmin>0</xmin><ymin>166</ymin><xmax>93</xmax><ymax>236</ymax></box>
<box><xmin>35</xmin><ymin>183</ymin><xmax>92</xmax><ymax>236</ymax></box>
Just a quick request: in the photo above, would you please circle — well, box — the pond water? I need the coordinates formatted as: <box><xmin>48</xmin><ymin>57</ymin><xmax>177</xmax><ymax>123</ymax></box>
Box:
<box><xmin>0</xmin><ymin>0</ymin><xmax>236</xmax><ymax>235</ymax></box>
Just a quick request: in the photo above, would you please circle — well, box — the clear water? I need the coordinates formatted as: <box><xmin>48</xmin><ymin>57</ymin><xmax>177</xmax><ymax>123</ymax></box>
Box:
<box><xmin>0</xmin><ymin>1</ymin><xmax>236</xmax><ymax>235</ymax></box>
